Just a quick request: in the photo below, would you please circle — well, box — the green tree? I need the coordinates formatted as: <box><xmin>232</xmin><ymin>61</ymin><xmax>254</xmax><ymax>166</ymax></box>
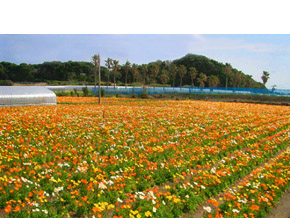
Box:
<box><xmin>112</xmin><ymin>60</ymin><xmax>120</xmax><ymax>88</ymax></box>
<box><xmin>197</xmin><ymin>73</ymin><xmax>207</xmax><ymax>87</ymax></box>
<box><xmin>160</xmin><ymin>70</ymin><xmax>169</xmax><ymax>86</ymax></box>
<box><xmin>141</xmin><ymin>64</ymin><xmax>148</xmax><ymax>87</ymax></box>
<box><xmin>105</xmin><ymin>58</ymin><xmax>113</xmax><ymax>85</ymax></box>
<box><xmin>208</xmin><ymin>75</ymin><xmax>220</xmax><ymax>87</ymax></box>
<box><xmin>189</xmin><ymin>67</ymin><xmax>198</xmax><ymax>87</ymax></box>
<box><xmin>131</xmin><ymin>64</ymin><xmax>139</xmax><ymax>94</ymax></box>
<box><xmin>151</xmin><ymin>63</ymin><xmax>159</xmax><ymax>88</ymax></box>
<box><xmin>261</xmin><ymin>71</ymin><xmax>270</xmax><ymax>87</ymax></box>
<box><xmin>225</xmin><ymin>64</ymin><xmax>232</xmax><ymax>88</ymax></box>
<box><xmin>0</xmin><ymin>64</ymin><xmax>5</xmax><ymax>80</ymax></box>
<box><xmin>245</xmin><ymin>75</ymin><xmax>253</xmax><ymax>88</ymax></box>
<box><xmin>178</xmin><ymin>65</ymin><xmax>187</xmax><ymax>87</ymax></box>
<box><xmin>169</xmin><ymin>64</ymin><xmax>178</xmax><ymax>87</ymax></box>
<box><xmin>124</xmin><ymin>61</ymin><xmax>131</xmax><ymax>87</ymax></box>
<box><xmin>232</xmin><ymin>71</ymin><xmax>243</xmax><ymax>88</ymax></box>
<box><xmin>17</xmin><ymin>63</ymin><xmax>34</xmax><ymax>81</ymax></box>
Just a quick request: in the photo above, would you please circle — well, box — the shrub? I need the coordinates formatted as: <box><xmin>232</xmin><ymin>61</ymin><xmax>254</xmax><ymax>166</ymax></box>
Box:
<box><xmin>0</xmin><ymin>80</ymin><xmax>14</xmax><ymax>86</ymax></box>
<box><xmin>82</xmin><ymin>87</ymin><xmax>89</xmax><ymax>96</ymax></box>
<box><xmin>138</xmin><ymin>89</ymin><xmax>148</xmax><ymax>99</ymax></box>
<box><xmin>116</xmin><ymin>81</ymin><xmax>125</xmax><ymax>86</ymax></box>
<box><xmin>101</xmin><ymin>88</ymin><xmax>105</xmax><ymax>97</ymax></box>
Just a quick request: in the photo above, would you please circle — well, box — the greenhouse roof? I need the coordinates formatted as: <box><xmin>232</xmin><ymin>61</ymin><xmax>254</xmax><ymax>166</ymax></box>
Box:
<box><xmin>0</xmin><ymin>86</ymin><xmax>56</xmax><ymax>107</ymax></box>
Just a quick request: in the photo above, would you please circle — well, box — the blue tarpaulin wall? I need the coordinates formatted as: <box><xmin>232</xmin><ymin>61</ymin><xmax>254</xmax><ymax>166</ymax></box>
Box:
<box><xmin>92</xmin><ymin>86</ymin><xmax>290</xmax><ymax>96</ymax></box>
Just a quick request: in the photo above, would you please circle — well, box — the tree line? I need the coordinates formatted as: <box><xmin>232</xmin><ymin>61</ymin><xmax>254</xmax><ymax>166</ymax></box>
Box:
<box><xmin>0</xmin><ymin>54</ymin><xmax>267</xmax><ymax>88</ymax></box>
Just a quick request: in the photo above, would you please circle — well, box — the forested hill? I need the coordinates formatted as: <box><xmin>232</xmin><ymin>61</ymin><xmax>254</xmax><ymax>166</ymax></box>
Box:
<box><xmin>0</xmin><ymin>54</ymin><xmax>265</xmax><ymax>88</ymax></box>
<box><xmin>172</xmin><ymin>54</ymin><xmax>265</xmax><ymax>88</ymax></box>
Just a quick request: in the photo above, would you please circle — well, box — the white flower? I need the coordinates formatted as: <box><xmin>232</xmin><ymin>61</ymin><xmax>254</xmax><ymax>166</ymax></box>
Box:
<box><xmin>107</xmin><ymin>180</ymin><xmax>114</xmax><ymax>185</ymax></box>
<box><xmin>201</xmin><ymin>185</ymin><xmax>206</xmax><ymax>189</ymax></box>
<box><xmin>232</xmin><ymin>209</ymin><xmax>240</xmax><ymax>213</ymax></box>
<box><xmin>153</xmin><ymin>207</ymin><xmax>157</xmax><ymax>213</ymax></box>
<box><xmin>152</xmin><ymin>200</ymin><xmax>156</xmax><ymax>204</ymax></box>
<box><xmin>203</xmin><ymin>206</ymin><xmax>212</xmax><ymax>213</ymax></box>
<box><xmin>117</xmin><ymin>198</ymin><xmax>123</xmax><ymax>203</ymax></box>
<box><xmin>42</xmin><ymin>210</ymin><xmax>48</xmax><ymax>214</ymax></box>
<box><xmin>98</xmin><ymin>182</ymin><xmax>107</xmax><ymax>190</ymax></box>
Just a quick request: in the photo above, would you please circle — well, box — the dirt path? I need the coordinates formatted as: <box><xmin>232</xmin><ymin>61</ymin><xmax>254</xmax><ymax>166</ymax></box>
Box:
<box><xmin>267</xmin><ymin>188</ymin><xmax>290</xmax><ymax>218</ymax></box>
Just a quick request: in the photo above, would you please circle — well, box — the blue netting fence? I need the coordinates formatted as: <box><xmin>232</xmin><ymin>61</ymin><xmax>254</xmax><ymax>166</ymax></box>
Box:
<box><xmin>92</xmin><ymin>86</ymin><xmax>290</xmax><ymax>96</ymax></box>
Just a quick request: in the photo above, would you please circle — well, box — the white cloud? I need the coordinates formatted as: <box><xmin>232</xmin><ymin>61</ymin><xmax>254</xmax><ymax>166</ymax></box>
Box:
<box><xmin>188</xmin><ymin>35</ymin><xmax>279</xmax><ymax>53</ymax></box>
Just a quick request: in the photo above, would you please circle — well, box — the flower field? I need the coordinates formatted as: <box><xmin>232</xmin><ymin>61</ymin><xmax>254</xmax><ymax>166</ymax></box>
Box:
<box><xmin>1</xmin><ymin>97</ymin><xmax>290</xmax><ymax>218</ymax></box>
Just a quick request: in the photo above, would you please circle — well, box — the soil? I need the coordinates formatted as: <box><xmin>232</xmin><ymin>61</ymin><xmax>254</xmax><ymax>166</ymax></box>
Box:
<box><xmin>267</xmin><ymin>188</ymin><xmax>290</xmax><ymax>218</ymax></box>
<box><xmin>13</xmin><ymin>82</ymin><xmax>47</xmax><ymax>86</ymax></box>
<box><xmin>145</xmin><ymin>93</ymin><xmax>290</xmax><ymax>106</ymax></box>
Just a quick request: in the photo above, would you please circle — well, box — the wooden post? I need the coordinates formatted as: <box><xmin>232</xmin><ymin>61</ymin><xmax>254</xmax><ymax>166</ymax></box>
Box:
<box><xmin>98</xmin><ymin>54</ymin><xmax>101</xmax><ymax>104</ymax></box>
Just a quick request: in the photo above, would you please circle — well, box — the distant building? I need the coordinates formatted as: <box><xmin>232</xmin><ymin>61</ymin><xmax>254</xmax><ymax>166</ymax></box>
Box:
<box><xmin>0</xmin><ymin>86</ymin><xmax>56</xmax><ymax>107</ymax></box>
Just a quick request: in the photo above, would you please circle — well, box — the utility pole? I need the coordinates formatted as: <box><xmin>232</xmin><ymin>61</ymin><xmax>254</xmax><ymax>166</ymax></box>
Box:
<box><xmin>98</xmin><ymin>54</ymin><xmax>101</xmax><ymax>104</ymax></box>
<box><xmin>93</xmin><ymin>54</ymin><xmax>101</xmax><ymax>104</ymax></box>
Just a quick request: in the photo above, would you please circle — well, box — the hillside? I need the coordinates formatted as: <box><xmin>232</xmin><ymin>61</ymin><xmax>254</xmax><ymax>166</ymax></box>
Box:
<box><xmin>171</xmin><ymin>54</ymin><xmax>265</xmax><ymax>88</ymax></box>
<box><xmin>0</xmin><ymin>54</ymin><xmax>265</xmax><ymax>88</ymax></box>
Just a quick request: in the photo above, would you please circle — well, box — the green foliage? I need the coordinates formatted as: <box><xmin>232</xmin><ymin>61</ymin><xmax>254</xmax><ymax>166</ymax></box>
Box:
<box><xmin>101</xmin><ymin>88</ymin><xmax>105</xmax><ymax>97</ymax></box>
<box><xmin>0</xmin><ymin>80</ymin><xmax>13</xmax><ymax>86</ymax></box>
<box><xmin>261</xmin><ymin>71</ymin><xmax>270</xmax><ymax>86</ymax></box>
<box><xmin>82</xmin><ymin>86</ymin><xmax>89</xmax><ymax>96</ymax></box>
<box><xmin>137</xmin><ymin>89</ymin><xmax>148</xmax><ymax>99</ymax></box>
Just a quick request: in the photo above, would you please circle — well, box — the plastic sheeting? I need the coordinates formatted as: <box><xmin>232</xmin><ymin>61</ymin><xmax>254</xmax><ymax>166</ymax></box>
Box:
<box><xmin>0</xmin><ymin>86</ymin><xmax>56</xmax><ymax>107</ymax></box>
<box><xmin>92</xmin><ymin>86</ymin><xmax>290</xmax><ymax>96</ymax></box>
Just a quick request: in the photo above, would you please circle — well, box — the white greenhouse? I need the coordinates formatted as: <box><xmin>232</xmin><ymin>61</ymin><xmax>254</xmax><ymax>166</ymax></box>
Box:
<box><xmin>0</xmin><ymin>86</ymin><xmax>56</xmax><ymax>107</ymax></box>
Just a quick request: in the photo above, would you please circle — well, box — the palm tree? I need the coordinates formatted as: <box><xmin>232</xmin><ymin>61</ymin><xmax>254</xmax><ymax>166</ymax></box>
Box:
<box><xmin>151</xmin><ymin>63</ymin><xmax>159</xmax><ymax>88</ymax></box>
<box><xmin>225</xmin><ymin>64</ymin><xmax>232</xmax><ymax>88</ymax></box>
<box><xmin>105</xmin><ymin>58</ymin><xmax>113</xmax><ymax>86</ymax></box>
<box><xmin>232</xmin><ymin>71</ymin><xmax>243</xmax><ymax>88</ymax></box>
<box><xmin>189</xmin><ymin>67</ymin><xmax>198</xmax><ymax>87</ymax></box>
<box><xmin>92</xmin><ymin>54</ymin><xmax>101</xmax><ymax>104</ymax></box>
<box><xmin>124</xmin><ymin>61</ymin><xmax>131</xmax><ymax>88</ymax></box>
<box><xmin>261</xmin><ymin>71</ymin><xmax>270</xmax><ymax>87</ymax></box>
<box><xmin>141</xmin><ymin>64</ymin><xmax>148</xmax><ymax>87</ymax></box>
<box><xmin>208</xmin><ymin>75</ymin><xmax>220</xmax><ymax>87</ymax></box>
<box><xmin>245</xmin><ymin>75</ymin><xmax>253</xmax><ymax>88</ymax></box>
<box><xmin>170</xmin><ymin>64</ymin><xmax>178</xmax><ymax>87</ymax></box>
<box><xmin>131</xmin><ymin>64</ymin><xmax>139</xmax><ymax>94</ymax></box>
<box><xmin>178</xmin><ymin>65</ymin><xmax>187</xmax><ymax>88</ymax></box>
<box><xmin>198</xmin><ymin>73</ymin><xmax>207</xmax><ymax>87</ymax></box>
<box><xmin>112</xmin><ymin>60</ymin><xmax>120</xmax><ymax>89</ymax></box>
<box><xmin>160</xmin><ymin>70</ymin><xmax>169</xmax><ymax>86</ymax></box>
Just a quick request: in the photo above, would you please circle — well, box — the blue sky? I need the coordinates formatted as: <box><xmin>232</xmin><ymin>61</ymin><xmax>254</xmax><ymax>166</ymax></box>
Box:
<box><xmin>1</xmin><ymin>34</ymin><xmax>290</xmax><ymax>89</ymax></box>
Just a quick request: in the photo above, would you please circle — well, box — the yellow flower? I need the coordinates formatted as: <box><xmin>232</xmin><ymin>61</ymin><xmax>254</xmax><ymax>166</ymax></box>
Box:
<box><xmin>107</xmin><ymin>204</ymin><xmax>115</xmax><ymax>210</ymax></box>
<box><xmin>166</xmin><ymin>195</ymin><xmax>173</xmax><ymax>200</ymax></box>
<box><xmin>130</xmin><ymin>210</ymin><xmax>139</xmax><ymax>215</ymax></box>
<box><xmin>145</xmin><ymin>211</ymin><xmax>152</xmax><ymax>217</ymax></box>
<box><xmin>173</xmin><ymin>198</ymin><xmax>181</xmax><ymax>204</ymax></box>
